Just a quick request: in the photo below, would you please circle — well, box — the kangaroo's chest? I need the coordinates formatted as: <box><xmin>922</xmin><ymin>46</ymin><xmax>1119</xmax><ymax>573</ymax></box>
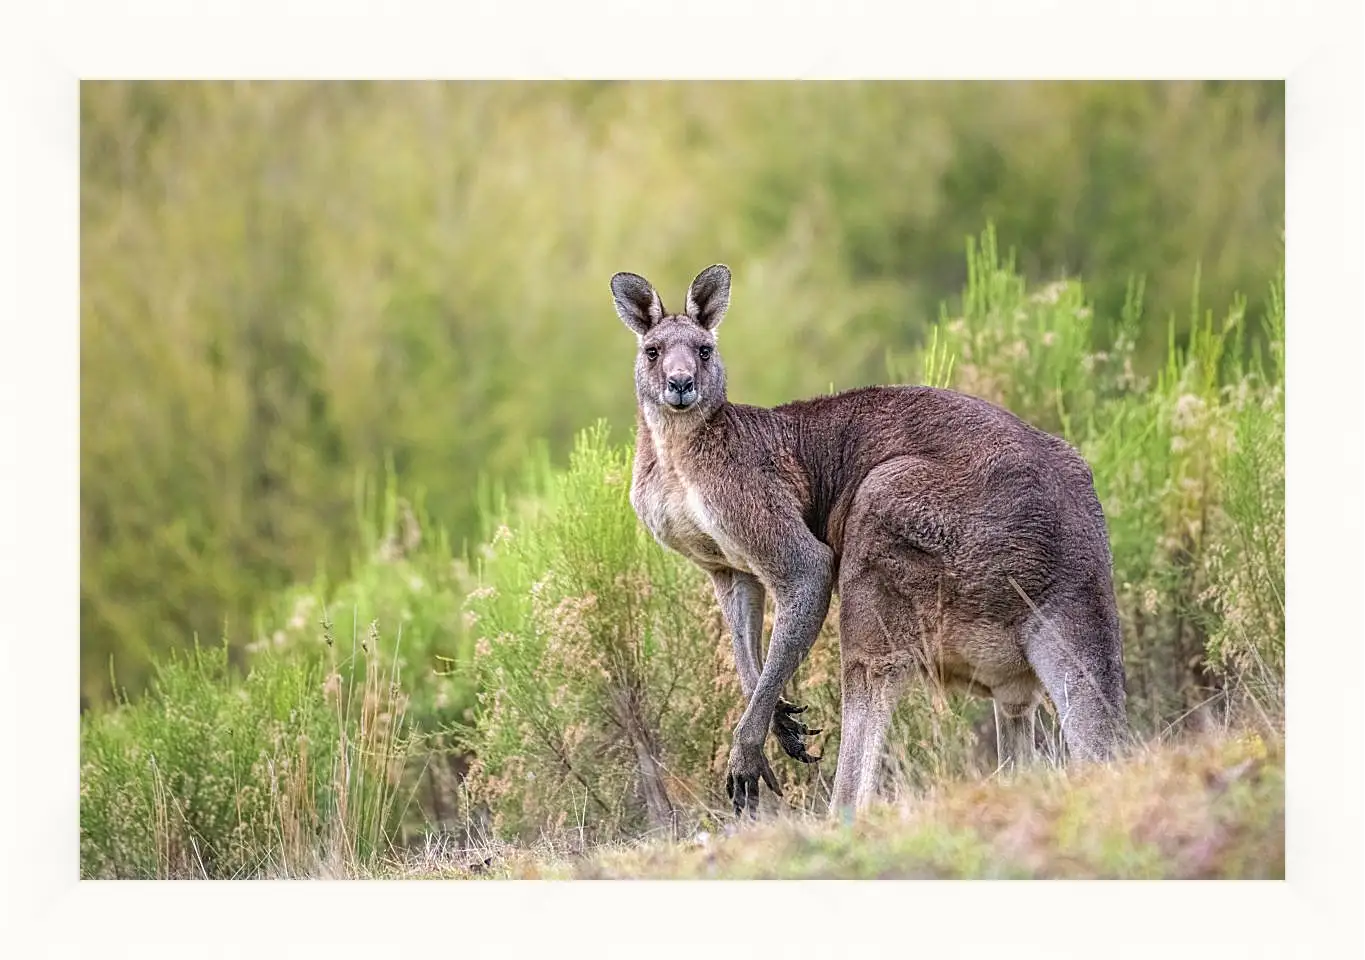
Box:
<box><xmin>633</xmin><ymin>465</ymin><xmax>753</xmax><ymax>574</ymax></box>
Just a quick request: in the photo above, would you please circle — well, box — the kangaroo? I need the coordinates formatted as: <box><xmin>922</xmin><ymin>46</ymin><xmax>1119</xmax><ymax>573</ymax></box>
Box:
<box><xmin>612</xmin><ymin>264</ymin><xmax>1128</xmax><ymax>817</ymax></box>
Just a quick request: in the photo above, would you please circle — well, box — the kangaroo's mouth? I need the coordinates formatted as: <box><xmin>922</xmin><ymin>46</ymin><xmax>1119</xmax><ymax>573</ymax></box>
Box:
<box><xmin>663</xmin><ymin>389</ymin><xmax>699</xmax><ymax>411</ymax></box>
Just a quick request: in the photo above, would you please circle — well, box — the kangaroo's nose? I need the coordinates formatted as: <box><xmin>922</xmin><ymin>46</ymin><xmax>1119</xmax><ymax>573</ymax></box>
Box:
<box><xmin>667</xmin><ymin>374</ymin><xmax>695</xmax><ymax>395</ymax></box>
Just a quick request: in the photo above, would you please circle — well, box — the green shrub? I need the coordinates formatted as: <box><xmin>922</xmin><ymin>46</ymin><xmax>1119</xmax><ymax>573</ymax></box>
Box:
<box><xmin>459</xmin><ymin>424</ymin><xmax>735</xmax><ymax>841</ymax></box>
<box><xmin>1200</xmin><ymin>275</ymin><xmax>1285</xmax><ymax>709</ymax></box>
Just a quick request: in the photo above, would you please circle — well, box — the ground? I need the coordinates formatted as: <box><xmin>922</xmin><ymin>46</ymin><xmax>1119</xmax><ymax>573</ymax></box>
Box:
<box><xmin>367</xmin><ymin>731</ymin><xmax>1283</xmax><ymax>881</ymax></box>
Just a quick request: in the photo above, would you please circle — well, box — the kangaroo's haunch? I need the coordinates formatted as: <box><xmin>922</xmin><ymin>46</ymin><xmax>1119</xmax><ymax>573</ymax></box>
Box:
<box><xmin>612</xmin><ymin>264</ymin><xmax>1128</xmax><ymax>818</ymax></box>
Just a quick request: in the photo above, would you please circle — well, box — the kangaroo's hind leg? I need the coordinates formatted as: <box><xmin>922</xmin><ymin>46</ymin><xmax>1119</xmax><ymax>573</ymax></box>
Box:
<box><xmin>992</xmin><ymin>698</ymin><xmax>1039</xmax><ymax>772</ymax></box>
<box><xmin>829</xmin><ymin>562</ymin><xmax>915</xmax><ymax>815</ymax></box>
<box><xmin>989</xmin><ymin>667</ymin><xmax>1044</xmax><ymax>771</ymax></box>
<box><xmin>1023</xmin><ymin>591</ymin><xmax>1128</xmax><ymax>762</ymax></box>
<box><xmin>830</xmin><ymin>455</ymin><xmax>952</xmax><ymax>815</ymax></box>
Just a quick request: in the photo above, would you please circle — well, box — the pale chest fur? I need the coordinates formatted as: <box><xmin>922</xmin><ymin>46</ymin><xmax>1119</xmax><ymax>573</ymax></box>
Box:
<box><xmin>630</xmin><ymin>427</ymin><xmax>753</xmax><ymax>574</ymax></box>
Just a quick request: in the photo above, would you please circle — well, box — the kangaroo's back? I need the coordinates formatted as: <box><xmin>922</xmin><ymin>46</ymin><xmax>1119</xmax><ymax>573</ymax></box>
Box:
<box><xmin>772</xmin><ymin>385</ymin><xmax>1107</xmax><ymax>577</ymax></box>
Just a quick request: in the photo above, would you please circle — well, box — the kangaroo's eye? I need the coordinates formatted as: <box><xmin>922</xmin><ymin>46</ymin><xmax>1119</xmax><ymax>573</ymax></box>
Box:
<box><xmin>698</xmin><ymin>346</ymin><xmax>713</xmax><ymax>361</ymax></box>
<box><xmin>644</xmin><ymin>346</ymin><xmax>659</xmax><ymax>362</ymax></box>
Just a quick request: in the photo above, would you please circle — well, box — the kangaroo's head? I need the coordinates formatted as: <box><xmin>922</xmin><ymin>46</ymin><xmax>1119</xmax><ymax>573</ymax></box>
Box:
<box><xmin>611</xmin><ymin>264</ymin><xmax>731</xmax><ymax>425</ymax></box>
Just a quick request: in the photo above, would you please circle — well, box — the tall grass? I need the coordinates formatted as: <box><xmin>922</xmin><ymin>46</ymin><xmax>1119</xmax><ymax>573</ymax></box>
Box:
<box><xmin>81</xmin><ymin>627</ymin><xmax>416</xmax><ymax>878</ymax></box>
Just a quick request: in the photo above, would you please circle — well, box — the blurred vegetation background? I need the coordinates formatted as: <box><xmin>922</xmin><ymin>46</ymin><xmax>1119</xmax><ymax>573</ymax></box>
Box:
<box><xmin>80</xmin><ymin>80</ymin><xmax>1284</xmax><ymax>706</ymax></box>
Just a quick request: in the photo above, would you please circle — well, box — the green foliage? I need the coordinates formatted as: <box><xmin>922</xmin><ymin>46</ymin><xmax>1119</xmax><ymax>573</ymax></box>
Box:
<box><xmin>249</xmin><ymin>470</ymin><xmax>478</xmax><ymax>730</ymax></box>
<box><xmin>81</xmin><ymin>633</ymin><xmax>416</xmax><ymax>878</ymax></box>
<box><xmin>80</xmin><ymin>80</ymin><xmax>1285</xmax><ymax>704</ymax></box>
<box><xmin>1200</xmin><ymin>272</ymin><xmax>1285</xmax><ymax>702</ymax></box>
<box><xmin>80</xmin><ymin>229</ymin><xmax>1285</xmax><ymax>871</ymax></box>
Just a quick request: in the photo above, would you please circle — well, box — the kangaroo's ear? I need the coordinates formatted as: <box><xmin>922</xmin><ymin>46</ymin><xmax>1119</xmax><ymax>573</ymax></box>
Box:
<box><xmin>685</xmin><ymin>264</ymin><xmax>731</xmax><ymax>331</ymax></box>
<box><xmin>611</xmin><ymin>272</ymin><xmax>665</xmax><ymax>337</ymax></box>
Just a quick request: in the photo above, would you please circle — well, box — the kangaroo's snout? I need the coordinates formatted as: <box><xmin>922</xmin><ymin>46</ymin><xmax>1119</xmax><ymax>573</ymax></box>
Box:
<box><xmin>663</xmin><ymin>367</ymin><xmax>698</xmax><ymax>410</ymax></box>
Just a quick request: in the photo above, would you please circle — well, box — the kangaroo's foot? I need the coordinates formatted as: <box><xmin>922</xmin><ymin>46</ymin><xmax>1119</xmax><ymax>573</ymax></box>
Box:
<box><xmin>772</xmin><ymin>698</ymin><xmax>822</xmax><ymax>763</ymax></box>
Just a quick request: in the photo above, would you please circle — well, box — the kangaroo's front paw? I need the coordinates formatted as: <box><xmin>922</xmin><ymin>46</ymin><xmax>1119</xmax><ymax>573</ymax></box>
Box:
<box><xmin>773</xmin><ymin>699</ymin><xmax>822</xmax><ymax>763</ymax></box>
<box><xmin>725</xmin><ymin>739</ymin><xmax>780</xmax><ymax>818</ymax></box>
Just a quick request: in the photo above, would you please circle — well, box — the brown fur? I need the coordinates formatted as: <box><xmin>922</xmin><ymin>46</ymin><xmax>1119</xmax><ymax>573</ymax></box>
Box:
<box><xmin>612</xmin><ymin>265</ymin><xmax>1128</xmax><ymax>816</ymax></box>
